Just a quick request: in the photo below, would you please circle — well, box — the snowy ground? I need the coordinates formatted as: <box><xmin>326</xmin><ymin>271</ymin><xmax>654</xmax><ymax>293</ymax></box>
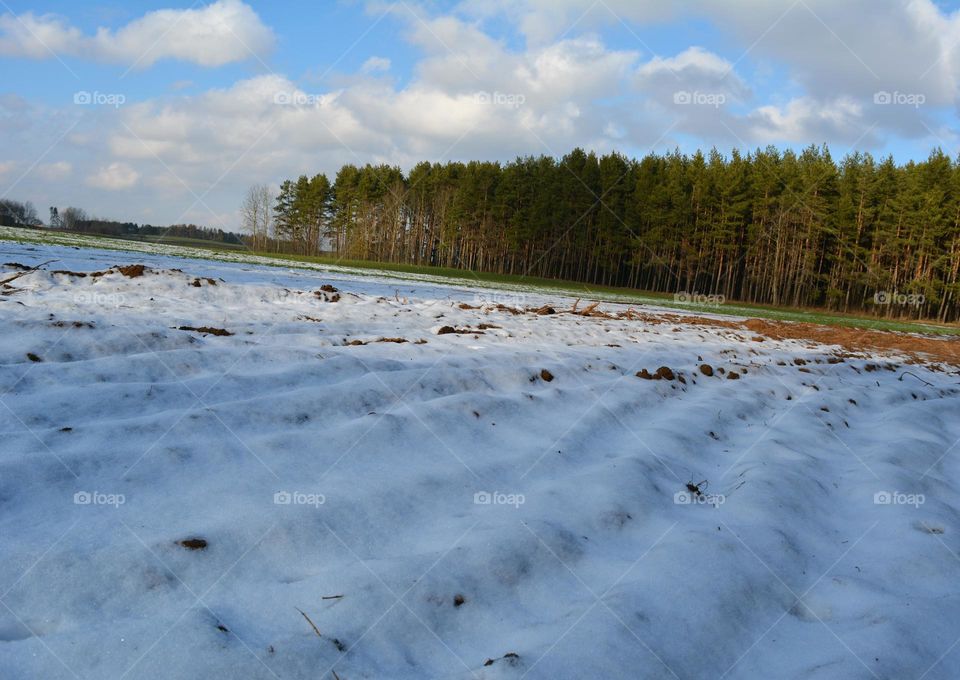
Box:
<box><xmin>2</xmin><ymin>241</ymin><xmax>960</xmax><ymax>680</ymax></box>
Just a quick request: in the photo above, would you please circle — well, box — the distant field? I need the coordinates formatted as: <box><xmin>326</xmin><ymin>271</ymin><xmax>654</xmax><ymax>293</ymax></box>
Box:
<box><xmin>2</xmin><ymin>224</ymin><xmax>957</xmax><ymax>336</ymax></box>
<box><xmin>115</xmin><ymin>234</ymin><xmax>248</xmax><ymax>250</ymax></box>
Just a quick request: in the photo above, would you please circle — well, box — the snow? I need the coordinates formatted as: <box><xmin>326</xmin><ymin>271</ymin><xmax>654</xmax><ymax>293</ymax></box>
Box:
<box><xmin>1</xmin><ymin>240</ymin><xmax>959</xmax><ymax>680</ymax></box>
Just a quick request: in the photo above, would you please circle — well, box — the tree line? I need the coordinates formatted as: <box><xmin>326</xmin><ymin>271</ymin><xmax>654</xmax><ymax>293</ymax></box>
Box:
<box><xmin>259</xmin><ymin>145</ymin><xmax>960</xmax><ymax>322</ymax></box>
<box><xmin>0</xmin><ymin>201</ymin><xmax>243</xmax><ymax>245</ymax></box>
<box><xmin>63</xmin><ymin>216</ymin><xmax>244</xmax><ymax>245</ymax></box>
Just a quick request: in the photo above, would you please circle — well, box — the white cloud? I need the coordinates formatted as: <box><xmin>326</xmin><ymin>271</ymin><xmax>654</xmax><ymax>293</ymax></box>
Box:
<box><xmin>747</xmin><ymin>96</ymin><xmax>871</xmax><ymax>145</ymax></box>
<box><xmin>0</xmin><ymin>160</ymin><xmax>15</xmax><ymax>178</ymax></box>
<box><xmin>102</xmin><ymin>21</ymin><xmax>643</xmax><ymax>182</ymax></box>
<box><xmin>638</xmin><ymin>47</ymin><xmax>738</xmax><ymax>85</ymax></box>
<box><xmin>685</xmin><ymin>0</ymin><xmax>960</xmax><ymax>105</ymax></box>
<box><xmin>459</xmin><ymin>0</ymin><xmax>960</xmax><ymax>108</ymax></box>
<box><xmin>88</xmin><ymin>162</ymin><xmax>140</xmax><ymax>190</ymax></box>
<box><xmin>637</xmin><ymin>46</ymin><xmax>750</xmax><ymax>106</ymax></box>
<box><xmin>361</xmin><ymin>56</ymin><xmax>391</xmax><ymax>73</ymax></box>
<box><xmin>0</xmin><ymin>0</ymin><xmax>274</xmax><ymax>68</ymax></box>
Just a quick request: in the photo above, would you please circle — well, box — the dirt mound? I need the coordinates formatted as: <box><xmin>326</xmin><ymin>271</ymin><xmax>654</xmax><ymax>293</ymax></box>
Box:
<box><xmin>562</xmin><ymin>306</ymin><xmax>959</xmax><ymax>366</ymax></box>
<box><xmin>735</xmin><ymin>318</ymin><xmax>960</xmax><ymax>365</ymax></box>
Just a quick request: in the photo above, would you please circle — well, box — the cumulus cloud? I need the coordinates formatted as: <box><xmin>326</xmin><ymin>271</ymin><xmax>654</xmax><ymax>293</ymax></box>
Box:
<box><xmin>746</xmin><ymin>97</ymin><xmax>871</xmax><ymax>145</ymax></box>
<box><xmin>636</xmin><ymin>46</ymin><xmax>750</xmax><ymax>110</ymax></box>
<box><xmin>459</xmin><ymin>0</ymin><xmax>960</xmax><ymax>108</ymax></box>
<box><xmin>693</xmin><ymin>0</ymin><xmax>959</xmax><ymax>105</ymax></box>
<box><xmin>103</xmin><ymin>16</ymin><xmax>643</xmax><ymax>181</ymax></box>
<box><xmin>88</xmin><ymin>162</ymin><xmax>140</xmax><ymax>190</ymax></box>
<box><xmin>0</xmin><ymin>0</ymin><xmax>274</xmax><ymax>68</ymax></box>
<box><xmin>456</xmin><ymin>0</ymin><xmax>960</xmax><ymax>148</ymax></box>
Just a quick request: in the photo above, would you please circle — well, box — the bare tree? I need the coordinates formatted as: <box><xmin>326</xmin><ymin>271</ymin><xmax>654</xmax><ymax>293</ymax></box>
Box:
<box><xmin>60</xmin><ymin>206</ymin><xmax>88</xmax><ymax>230</ymax></box>
<box><xmin>241</xmin><ymin>184</ymin><xmax>272</xmax><ymax>251</ymax></box>
<box><xmin>0</xmin><ymin>199</ymin><xmax>40</xmax><ymax>226</ymax></box>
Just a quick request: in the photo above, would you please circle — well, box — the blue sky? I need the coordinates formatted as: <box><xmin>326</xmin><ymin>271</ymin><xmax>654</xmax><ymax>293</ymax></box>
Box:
<box><xmin>1</xmin><ymin>0</ymin><xmax>959</xmax><ymax>229</ymax></box>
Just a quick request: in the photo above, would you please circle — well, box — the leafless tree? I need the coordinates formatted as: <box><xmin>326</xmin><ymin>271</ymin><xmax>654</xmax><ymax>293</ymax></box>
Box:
<box><xmin>241</xmin><ymin>184</ymin><xmax>273</xmax><ymax>251</ymax></box>
<box><xmin>60</xmin><ymin>206</ymin><xmax>88</xmax><ymax>230</ymax></box>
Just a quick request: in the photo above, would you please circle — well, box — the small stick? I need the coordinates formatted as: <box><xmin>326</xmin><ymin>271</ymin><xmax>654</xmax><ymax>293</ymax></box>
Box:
<box><xmin>899</xmin><ymin>371</ymin><xmax>934</xmax><ymax>387</ymax></box>
<box><xmin>332</xmin><ymin>671</ymin><xmax>342</xmax><ymax>680</ymax></box>
<box><xmin>0</xmin><ymin>259</ymin><xmax>56</xmax><ymax>286</ymax></box>
<box><xmin>571</xmin><ymin>298</ymin><xmax>580</xmax><ymax>313</ymax></box>
<box><xmin>322</xmin><ymin>594</ymin><xmax>344</xmax><ymax>600</ymax></box>
<box><xmin>295</xmin><ymin>607</ymin><xmax>323</xmax><ymax>638</ymax></box>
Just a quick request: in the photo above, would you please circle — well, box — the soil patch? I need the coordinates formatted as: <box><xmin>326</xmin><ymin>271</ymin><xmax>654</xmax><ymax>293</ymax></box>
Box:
<box><xmin>178</xmin><ymin>326</ymin><xmax>233</xmax><ymax>337</ymax></box>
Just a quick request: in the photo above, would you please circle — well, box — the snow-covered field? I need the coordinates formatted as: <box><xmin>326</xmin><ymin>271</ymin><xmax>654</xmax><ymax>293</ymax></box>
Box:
<box><xmin>2</xmin><ymin>241</ymin><xmax>960</xmax><ymax>680</ymax></box>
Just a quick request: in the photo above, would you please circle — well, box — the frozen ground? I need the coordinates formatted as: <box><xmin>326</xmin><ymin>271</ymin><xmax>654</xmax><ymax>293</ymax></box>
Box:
<box><xmin>1</xmin><ymin>241</ymin><xmax>960</xmax><ymax>680</ymax></box>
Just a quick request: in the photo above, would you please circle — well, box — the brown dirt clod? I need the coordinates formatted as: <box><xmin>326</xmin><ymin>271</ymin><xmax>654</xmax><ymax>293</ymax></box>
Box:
<box><xmin>118</xmin><ymin>265</ymin><xmax>146</xmax><ymax>278</ymax></box>
<box><xmin>178</xmin><ymin>537</ymin><xmax>207</xmax><ymax>550</ymax></box>
<box><xmin>540</xmin><ymin>369</ymin><xmax>554</xmax><ymax>382</ymax></box>
<box><xmin>178</xmin><ymin>326</ymin><xmax>233</xmax><ymax>337</ymax></box>
<box><xmin>699</xmin><ymin>364</ymin><xmax>714</xmax><ymax>377</ymax></box>
<box><xmin>437</xmin><ymin>326</ymin><xmax>480</xmax><ymax>335</ymax></box>
<box><xmin>655</xmin><ymin>366</ymin><xmax>675</xmax><ymax>380</ymax></box>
